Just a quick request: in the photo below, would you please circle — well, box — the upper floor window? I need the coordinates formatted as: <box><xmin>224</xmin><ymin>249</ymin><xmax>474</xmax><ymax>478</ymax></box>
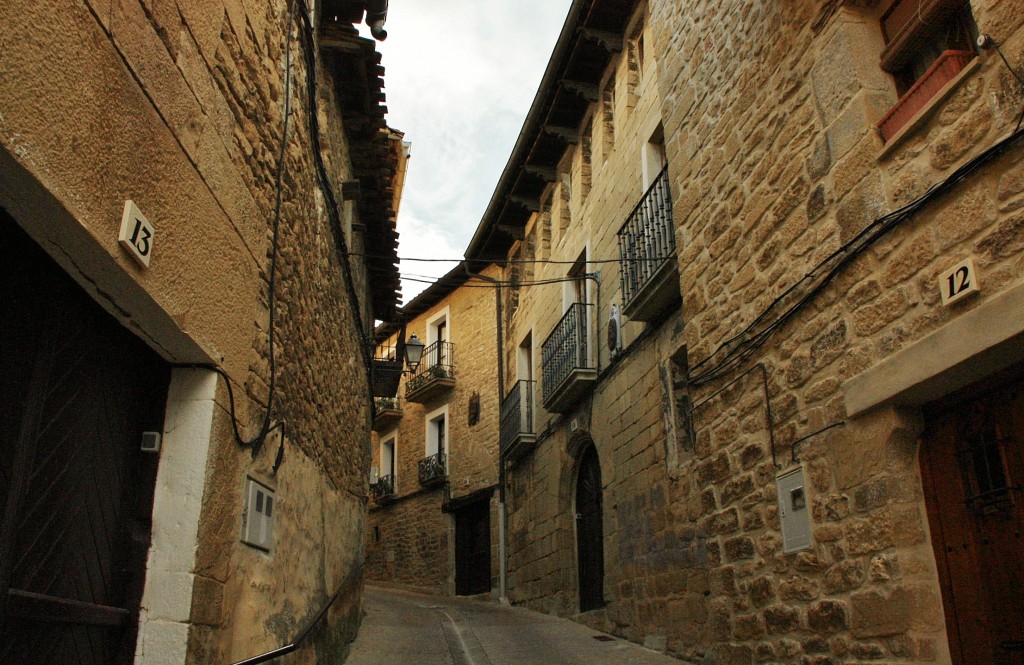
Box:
<box><xmin>876</xmin><ymin>0</ymin><xmax>979</xmax><ymax>141</ymax></box>
<box><xmin>429</xmin><ymin>413</ymin><xmax>446</xmax><ymax>456</ymax></box>
<box><xmin>426</xmin><ymin>308</ymin><xmax>451</xmax><ymax>369</ymax></box>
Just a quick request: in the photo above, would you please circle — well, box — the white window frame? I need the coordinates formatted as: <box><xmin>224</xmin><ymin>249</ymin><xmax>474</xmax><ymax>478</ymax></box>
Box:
<box><xmin>380</xmin><ymin>430</ymin><xmax>397</xmax><ymax>491</ymax></box>
<box><xmin>641</xmin><ymin>122</ymin><xmax>666</xmax><ymax>190</ymax></box>
<box><xmin>425</xmin><ymin>306</ymin><xmax>451</xmax><ymax>346</ymax></box>
<box><xmin>562</xmin><ymin>245</ymin><xmax>591</xmax><ymax>312</ymax></box>
<box><xmin>424</xmin><ymin>404</ymin><xmax>450</xmax><ymax>471</ymax></box>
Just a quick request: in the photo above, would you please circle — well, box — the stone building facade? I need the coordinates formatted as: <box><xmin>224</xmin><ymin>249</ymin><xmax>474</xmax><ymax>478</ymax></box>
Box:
<box><xmin>0</xmin><ymin>1</ymin><xmax>401</xmax><ymax>663</ymax></box>
<box><xmin>365</xmin><ymin>264</ymin><xmax>504</xmax><ymax>597</ymax></box>
<box><xmin>465</xmin><ymin>0</ymin><xmax>1024</xmax><ymax>663</ymax></box>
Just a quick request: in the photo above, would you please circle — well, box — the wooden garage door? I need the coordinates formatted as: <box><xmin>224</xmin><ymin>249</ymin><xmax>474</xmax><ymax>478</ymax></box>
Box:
<box><xmin>0</xmin><ymin>215</ymin><xmax>170</xmax><ymax>664</ymax></box>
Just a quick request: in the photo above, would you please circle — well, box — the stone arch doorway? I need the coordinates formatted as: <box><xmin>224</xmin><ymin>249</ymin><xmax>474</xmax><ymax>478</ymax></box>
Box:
<box><xmin>575</xmin><ymin>444</ymin><xmax>605</xmax><ymax>612</ymax></box>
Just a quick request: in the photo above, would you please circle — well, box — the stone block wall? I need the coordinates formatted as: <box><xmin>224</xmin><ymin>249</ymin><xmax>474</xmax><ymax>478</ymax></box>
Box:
<box><xmin>367</xmin><ymin>264</ymin><xmax>501</xmax><ymax>593</ymax></box>
<box><xmin>0</xmin><ymin>1</ymin><xmax>383</xmax><ymax>662</ymax></box>
<box><xmin>365</xmin><ymin>492</ymin><xmax>451</xmax><ymax>593</ymax></box>
<box><xmin>500</xmin><ymin>0</ymin><xmax>1024</xmax><ymax>663</ymax></box>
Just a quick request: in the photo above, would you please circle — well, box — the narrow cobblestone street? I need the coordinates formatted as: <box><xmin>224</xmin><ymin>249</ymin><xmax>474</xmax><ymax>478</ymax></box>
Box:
<box><xmin>346</xmin><ymin>586</ymin><xmax>691</xmax><ymax>665</ymax></box>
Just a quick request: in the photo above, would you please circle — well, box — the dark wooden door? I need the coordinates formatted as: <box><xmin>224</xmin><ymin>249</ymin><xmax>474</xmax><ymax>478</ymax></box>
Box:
<box><xmin>0</xmin><ymin>216</ymin><xmax>169</xmax><ymax>664</ymax></box>
<box><xmin>576</xmin><ymin>446</ymin><xmax>605</xmax><ymax>612</ymax></box>
<box><xmin>455</xmin><ymin>501</ymin><xmax>491</xmax><ymax>595</ymax></box>
<box><xmin>921</xmin><ymin>373</ymin><xmax>1024</xmax><ymax>665</ymax></box>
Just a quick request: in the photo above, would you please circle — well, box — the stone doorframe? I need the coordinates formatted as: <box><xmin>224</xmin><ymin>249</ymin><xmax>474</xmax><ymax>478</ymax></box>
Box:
<box><xmin>838</xmin><ymin>279</ymin><xmax>1024</xmax><ymax>661</ymax></box>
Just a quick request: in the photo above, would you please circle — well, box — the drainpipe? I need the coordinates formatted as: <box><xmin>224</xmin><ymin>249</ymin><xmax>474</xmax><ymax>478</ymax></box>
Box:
<box><xmin>464</xmin><ymin>263</ymin><xmax>507</xmax><ymax>602</ymax></box>
<box><xmin>364</xmin><ymin>0</ymin><xmax>388</xmax><ymax>40</ymax></box>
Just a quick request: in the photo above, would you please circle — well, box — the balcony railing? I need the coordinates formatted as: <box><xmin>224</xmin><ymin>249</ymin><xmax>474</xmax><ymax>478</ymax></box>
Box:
<box><xmin>406</xmin><ymin>341</ymin><xmax>456</xmax><ymax>403</ymax></box>
<box><xmin>372</xmin><ymin>396</ymin><xmax>402</xmax><ymax>432</ymax></box>
<box><xmin>541</xmin><ymin>303</ymin><xmax>596</xmax><ymax>412</ymax></box>
<box><xmin>501</xmin><ymin>380</ymin><xmax>536</xmax><ymax>460</ymax></box>
<box><xmin>371</xmin><ymin>474</ymin><xmax>395</xmax><ymax>502</ymax></box>
<box><xmin>617</xmin><ymin>166</ymin><xmax>679</xmax><ymax>321</ymax></box>
<box><xmin>418</xmin><ymin>452</ymin><xmax>447</xmax><ymax>486</ymax></box>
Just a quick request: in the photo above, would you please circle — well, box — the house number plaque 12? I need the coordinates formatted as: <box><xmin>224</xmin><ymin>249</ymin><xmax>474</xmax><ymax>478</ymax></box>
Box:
<box><xmin>938</xmin><ymin>258</ymin><xmax>979</xmax><ymax>306</ymax></box>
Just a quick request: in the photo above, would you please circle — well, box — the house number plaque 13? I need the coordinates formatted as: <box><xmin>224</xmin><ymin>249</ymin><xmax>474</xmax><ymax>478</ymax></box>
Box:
<box><xmin>119</xmin><ymin>200</ymin><xmax>155</xmax><ymax>268</ymax></box>
<box><xmin>938</xmin><ymin>258</ymin><xmax>979</xmax><ymax>306</ymax></box>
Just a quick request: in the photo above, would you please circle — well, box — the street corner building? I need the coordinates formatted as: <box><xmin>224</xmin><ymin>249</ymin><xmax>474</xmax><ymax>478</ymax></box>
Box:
<box><xmin>462</xmin><ymin>0</ymin><xmax>1024</xmax><ymax>663</ymax></box>
<box><xmin>366</xmin><ymin>262</ymin><xmax>504</xmax><ymax>598</ymax></box>
<box><xmin>0</xmin><ymin>0</ymin><xmax>403</xmax><ymax>663</ymax></box>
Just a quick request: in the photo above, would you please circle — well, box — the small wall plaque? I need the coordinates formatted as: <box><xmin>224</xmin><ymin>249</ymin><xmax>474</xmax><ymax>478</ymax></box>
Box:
<box><xmin>119</xmin><ymin>200</ymin><xmax>155</xmax><ymax>268</ymax></box>
<box><xmin>938</xmin><ymin>258</ymin><xmax>979</xmax><ymax>306</ymax></box>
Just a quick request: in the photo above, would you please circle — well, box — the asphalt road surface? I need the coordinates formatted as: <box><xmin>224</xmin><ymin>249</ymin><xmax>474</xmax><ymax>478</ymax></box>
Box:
<box><xmin>345</xmin><ymin>585</ymin><xmax>689</xmax><ymax>665</ymax></box>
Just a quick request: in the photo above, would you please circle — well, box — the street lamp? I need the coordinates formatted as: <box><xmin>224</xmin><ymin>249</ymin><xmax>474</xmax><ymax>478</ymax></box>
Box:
<box><xmin>404</xmin><ymin>334</ymin><xmax>425</xmax><ymax>373</ymax></box>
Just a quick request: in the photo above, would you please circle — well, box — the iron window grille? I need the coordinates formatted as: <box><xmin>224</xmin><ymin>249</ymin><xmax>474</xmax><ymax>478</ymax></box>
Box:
<box><xmin>956</xmin><ymin>414</ymin><xmax>1018</xmax><ymax>516</ymax></box>
<box><xmin>500</xmin><ymin>380</ymin><xmax>535</xmax><ymax>455</ymax></box>
<box><xmin>371</xmin><ymin>474</ymin><xmax>395</xmax><ymax>501</ymax></box>
<box><xmin>418</xmin><ymin>452</ymin><xmax>447</xmax><ymax>486</ymax></box>
<box><xmin>406</xmin><ymin>340</ymin><xmax>455</xmax><ymax>394</ymax></box>
<box><xmin>374</xmin><ymin>396</ymin><xmax>401</xmax><ymax>412</ymax></box>
<box><xmin>542</xmin><ymin>302</ymin><xmax>593</xmax><ymax>399</ymax></box>
<box><xmin>617</xmin><ymin>166</ymin><xmax>675</xmax><ymax>308</ymax></box>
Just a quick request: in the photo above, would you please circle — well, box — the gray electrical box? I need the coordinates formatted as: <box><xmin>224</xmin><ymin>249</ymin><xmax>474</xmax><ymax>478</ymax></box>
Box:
<box><xmin>242</xmin><ymin>477</ymin><xmax>275</xmax><ymax>552</ymax></box>
<box><xmin>777</xmin><ymin>466</ymin><xmax>812</xmax><ymax>554</ymax></box>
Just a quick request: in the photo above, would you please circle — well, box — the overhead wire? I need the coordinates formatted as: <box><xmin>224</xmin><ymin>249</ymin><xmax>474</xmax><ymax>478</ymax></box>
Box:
<box><xmin>351</xmin><ymin>252</ymin><xmax>675</xmax><ymax>265</ymax></box>
<box><xmin>688</xmin><ymin>126</ymin><xmax>1024</xmax><ymax>387</ymax></box>
<box><xmin>184</xmin><ymin>0</ymin><xmax>301</xmax><ymax>456</ymax></box>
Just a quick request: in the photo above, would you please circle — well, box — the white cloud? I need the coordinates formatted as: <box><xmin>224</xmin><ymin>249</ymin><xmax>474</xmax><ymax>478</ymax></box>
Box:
<box><xmin>361</xmin><ymin>1</ymin><xmax>572</xmax><ymax>302</ymax></box>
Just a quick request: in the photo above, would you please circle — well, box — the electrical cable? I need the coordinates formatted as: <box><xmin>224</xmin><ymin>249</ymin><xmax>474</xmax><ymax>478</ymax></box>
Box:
<box><xmin>991</xmin><ymin>40</ymin><xmax>1024</xmax><ymax>132</ymax></box>
<box><xmin>353</xmin><ymin>252</ymin><xmax>675</xmax><ymax>265</ymax></box>
<box><xmin>187</xmin><ymin>0</ymin><xmax>299</xmax><ymax>456</ymax></box>
<box><xmin>293</xmin><ymin>0</ymin><xmax>378</xmax><ymax>407</ymax></box>
<box><xmin>688</xmin><ymin>126</ymin><xmax>1024</xmax><ymax>387</ymax></box>
<box><xmin>400</xmin><ymin>273</ymin><xmax>604</xmax><ymax>288</ymax></box>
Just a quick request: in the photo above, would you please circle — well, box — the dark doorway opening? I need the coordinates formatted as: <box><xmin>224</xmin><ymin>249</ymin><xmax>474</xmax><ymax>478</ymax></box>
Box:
<box><xmin>0</xmin><ymin>214</ymin><xmax>170</xmax><ymax>664</ymax></box>
<box><xmin>921</xmin><ymin>366</ymin><xmax>1024</xmax><ymax>665</ymax></box>
<box><xmin>454</xmin><ymin>499</ymin><xmax>491</xmax><ymax>595</ymax></box>
<box><xmin>576</xmin><ymin>445</ymin><xmax>605</xmax><ymax>612</ymax></box>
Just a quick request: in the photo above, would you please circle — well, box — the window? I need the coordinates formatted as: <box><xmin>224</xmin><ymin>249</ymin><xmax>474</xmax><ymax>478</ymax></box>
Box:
<box><xmin>381</xmin><ymin>436</ymin><xmax>396</xmax><ymax>485</ymax></box>
<box><xmin>564</xmin><ymin>249</ymin><xmax>589</xmax><ymax>310</ymax></box>
<box><xmin>426</xmin><ymin>408</ymin><xmax>447</xmax><ymax>457</ymax></box>
<box><xmin>641</xmin><ymin>125</ymin><xmax>666</xmax><ymax>191</ymax></box>
<box><xmin>876</xmin><ymin>0</ymin><xmax>979</xmax><ymax>141</ymax></box>
<box><xmin>518</xmin><ymin>333</ymin><xmax>534</xmax><ymax>384</ymax></box>
<box><xmin>426</xmin><ymin>308</ymin><xmax>451</xmax><ymax>372</ymax></box>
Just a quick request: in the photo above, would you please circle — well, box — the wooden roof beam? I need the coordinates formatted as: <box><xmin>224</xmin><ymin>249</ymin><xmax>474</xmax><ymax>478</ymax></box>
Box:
<box><xmin>497</xmin><ymin>224</ymin><xmax>526</xmax><ymax>241</ymax></box>
<box><xmin>542</xmin><ymin>125</ymin><xmax>579</xmax><ymax>144</ymax></box>
<box><xmin>578</xmin><ymin>27</ymin><xmax>623</xmax><ymax>53</ymax></box>
<box><xmin>560</xmin><ymin>79</ymin><xmax>599</xmax><ymax>102</ymax></box>
<box><xmin>510</xmin><ymin>195</ymin><xmax>540</xmax><ymax>212</ymax></box>
<box><xmin>523</xmin><ymin>164</ymin><xmax>557</xmax><ymax>182</ymax></box>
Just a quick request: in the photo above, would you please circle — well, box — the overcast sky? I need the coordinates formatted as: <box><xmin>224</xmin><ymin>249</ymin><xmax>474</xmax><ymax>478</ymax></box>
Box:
<box><xmin>360</xmin><ymin>2</ymin><xmax>573</xmax><ymax>303</ymax></box>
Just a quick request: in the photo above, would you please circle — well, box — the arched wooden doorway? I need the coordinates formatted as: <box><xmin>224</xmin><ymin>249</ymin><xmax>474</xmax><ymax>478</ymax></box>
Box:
<box><xmin>575</xmin><ymin>445</ymin><xmax>605</xmax><ymax>612</ymax></box>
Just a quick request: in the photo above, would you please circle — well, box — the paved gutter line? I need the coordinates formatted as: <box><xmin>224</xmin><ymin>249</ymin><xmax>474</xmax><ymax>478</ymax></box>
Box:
<box><xmin>439</xmin><ymin>608</ymin><xmax>493</xmax><ymax>665</ymax></box>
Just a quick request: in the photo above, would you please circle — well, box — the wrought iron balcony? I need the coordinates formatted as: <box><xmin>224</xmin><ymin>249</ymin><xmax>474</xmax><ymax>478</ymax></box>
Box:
<box><xmin>617</xmin><ymin>166</ymin><xmax>679</xmax><ymax>322</ymax></box>
<box><xmin>541</xmin><ymin>303</ymin><xmax>596</xmax><ymax>413</ymax></box>
<box><xmin>418</xmin><ymin>452</ymin><xmax>447</xmax><ymax>486</ymax></box>
<box><xmin>372</xmin><ymin>396</ymin><xmax>402</xmax><ymax>432</ymax></box>
<box><xmin>405</xmin><ymin>341</ymin><xmax>456</xmax><ymax>403</ymax></box>
<box><xmin>371</xmin><ymin>474</ymin><xmax>395</xmax><ymax>502</ymax></box>
<box><xmin>501</xmin><ymin>380</ymin><xmax>536</xmax><ymax>460</ymax></box>
<box><xmin>371</xmin><ymin>358</ymin><xmax>403</xmax><ymax>397</ymax></box>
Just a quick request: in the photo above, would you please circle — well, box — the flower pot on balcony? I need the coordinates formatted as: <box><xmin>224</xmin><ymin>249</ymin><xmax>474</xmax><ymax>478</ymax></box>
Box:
<box><xmin>877</xmin><ymin>50</ymin><xmax>975</xmax><ymax>142</ymax></box>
